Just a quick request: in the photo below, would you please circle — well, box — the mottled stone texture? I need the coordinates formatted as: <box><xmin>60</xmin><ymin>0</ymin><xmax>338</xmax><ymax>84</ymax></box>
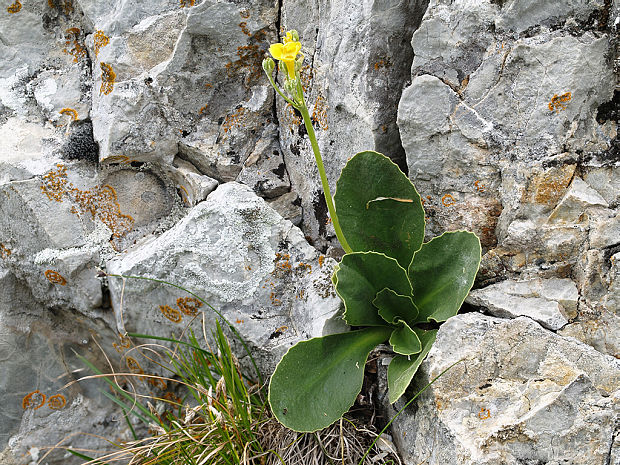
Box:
<box><xmin>0</xmin><ymin>0</ymin><xmax>618</xmax><ymax>463</ymax></box>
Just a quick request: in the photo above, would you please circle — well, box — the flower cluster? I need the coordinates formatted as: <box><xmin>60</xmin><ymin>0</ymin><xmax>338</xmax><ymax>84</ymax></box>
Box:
<box><xmin>262</xmin><ymin>30</ymin><xmax>305</xmax><ymax>107</ymax></box>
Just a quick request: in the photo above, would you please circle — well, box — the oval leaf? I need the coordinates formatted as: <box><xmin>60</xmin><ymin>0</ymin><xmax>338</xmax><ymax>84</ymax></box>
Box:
<box><xmin>335</xmin><ymin>252</ymin><xmax>412</xmax><ymax>326</ymax></box>
<box><xmin>387</xmin><ymin>328</ymin><xmax>437</xmax><ymax>404</ymax></box>
<box><xmin>334</xmin><ymin>151</ymin><xmax>425</xmax><ymax>268</ymax></box>
<box><xmin>389</xmin><ymin>321</ymin><xmax>422</xmax><ymax>355</ymax></box>
<box><xmin>374</xmin><ymin>288</ymin><xmax>419</xmax><ymax>326</ymax></box>
<box><xmin>269</xmin><ymin>327</ymin><xmax>392</xmax><ymax>432</ymax></box>
<box><xmin>408</xmin><ymin>231</ymin><xmax>481</xmax><ymax>323</ymax></box>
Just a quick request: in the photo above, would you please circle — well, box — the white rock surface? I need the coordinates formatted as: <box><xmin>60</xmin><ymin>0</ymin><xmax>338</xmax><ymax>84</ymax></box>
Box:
<box><xmin>106</xmin><ymin>182</ymin><xmax>343</xmax><ymax>373</ymax></box>
<box><xmin>382</xmin><ymin>313</ymin><xmax>620</xmax><ymax>465</ymax></box>
<box><xmin>466</xmin><ymin>278</ymin><xmax>578</xmax><ymax>329</ymax></box>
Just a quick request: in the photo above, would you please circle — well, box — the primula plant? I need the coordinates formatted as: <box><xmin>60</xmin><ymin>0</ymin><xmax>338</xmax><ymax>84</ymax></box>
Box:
<box><xmin>263</xmin><ymin>31</ymin><xmax>481</xmax><ymax>432</ymax></box>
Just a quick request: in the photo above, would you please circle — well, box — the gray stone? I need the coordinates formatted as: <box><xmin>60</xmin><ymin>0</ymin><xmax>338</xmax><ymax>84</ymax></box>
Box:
<box><xmin>382</xmin><ymin>313</ymin><xmax>619</xmax><ymax>465</ymax></box>
<box><xmin>466</xmin><ymin>278</ymin><xmax>576</xmax><ymax>329</ymax></box>
<box><xmin>548</xmin><ymin>177</ymin><xmax>609</xmax><ymax>224</ymax></box>
<box><xmin>590</xmin><ymin>212</ymin><xmax>620</xmax><ymax>249</ymax></box>
<box><xmin>0</xmin><ymin>267</ymin><xmax>125</xmax><ymax>465</ymax></box>
<box><xmin>106</xmin><ymin>182</ymin><xmax>342</xmax><ymax>374</ymax></box>
<box><xmin>267</xmin><ymin>191</ymin><xmax>303</xmax><ymax>226</ymax></box>
<box><xmin>162</xmin><ymin>156</ymin><xmax>219</xmax><ymax>207</ymax></box>
<box><xmin>278</xmin><ymin>0</ymin><xmax>429</xmax><ymax>249</ymax></box>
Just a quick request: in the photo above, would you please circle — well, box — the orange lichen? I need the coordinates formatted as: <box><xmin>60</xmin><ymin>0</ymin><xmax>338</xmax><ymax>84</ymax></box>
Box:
<box><xmin>39</xmin><ymin>164</ymin><xmax>135</xmax><ymax>245</ymax></box>
<box><xmin>478</xmin><ymin>407</ymin><xmax>491</xmax><ymax>420</ymax></box>
<box><xmin>325</xmin><ymin>217</ymin><xmax>332</xmax><ymax>225</ymax></box>
<box><xmin>94</xmin><ymin>30</ymin><xmax>109</xmax><ymax>57</ymax></box>
<box><xmin>239</xmin><ymin>22</ymin><xmax>251</xmax><ymax>36</ymax></box>
<box><xmin>296</xmin><ymin>262</ymin><xmax>312</xmax><ymax>274</ymax></box>
<box><xmin>48</xmin><ymin>394</ymin><xmax>67</xmax><ymax>410</ymax></box>
<box><xmin>299</xmin><ymin>64</ymin><xmax>314</xmax><ymax>93</ymax></box>
<box><xmin>179</xmin><ymin>0</ymin><xmax>195</xmax><ymax>6</ymax></box>
<box><xmin>163</xmin><ymin>392</ymin><xmax>182</xmax><ymax>404</ymax></box>
<box><xmin>222</xmin><ymin>107</ymin><xmax>247</xmax><ymax>133</ymax></box>
<box><xmin>7</xmin><ymin>1</ymin><xmax>21</xmax><ymax>13</ymax></box>
<box><xmin>59</xmin><ymin>108</ymin><xmax>78</xmax><ymax>121</ymax></box>
<box><xmin>45</xmin><ymin>270</ymin><xmax>67</xmax><ymax>285</ymax></box>
<box><xmin>548</xmin><ymin>92</ymin><xmax>571</xmax><ymax>113</ymax></box>
<box><xmin>224</xmin><ymin>29</ymin><xmax>267</xmax><ymax>85</ymax></box>
<box><xmin>373</xmin><ymin>57</ymin><xmax>392</xmax><ymax>70</ymax></box>
<box><xmin>125</xmin><ymin>357</ymin><xmax>144</xmax><ymax>374</ymax></box>
<box><xmin>100</xmin><ymin>62</ymin><xmax>116</xmax><ymax>95</ymax></box>
<box><xmin>177</xmin><ymin>297</ymin><xmax>202</xmax><ymax>317</ymax></box>
<box><xmin>285</xmin><ymin>104</ymin><xmax>302</xmax><ymax>133</ymax></box>
<box><xmin>63</xmin><ymin>28</ymin><xmax>87</xmax><ymax>63</ymax></box>
<box><xmin>441</xmin><ymin>194</ymin><xmax>456</xmax><ymax>207</ymax></box>
<box><xmin>236</xmin><ymin>318</ymin><xmax>244</xmax><ymax>324</ymax></box>
<box><xmin>147</xmin><ymin>377</ymin><xmax>167</xmax><ymax>390</ymax></box>
<box><xmin>529</xmin><ymin>165</ymin><xmax>575</xmax><ymax>206</ymax></box>
<box><xmin>240</xmin><ymin>10</ymin><xmax>250</xmax><ymax>18</ymax></box>
<box><xmin>199</xmin><ymin>105</ymin><xmax>209</xmax><ymax>114</ymax></box>
<box><xmin>159</xmin><ymin>305</ymin><xmax>182</xmax><ymax>323</ymax></box>
<box><xmin>311</xmin><ymin>94</ymin><xmax>328</xmax><ymax>130</ymax></box>
<box><xmin>474</xmin><ymin>180</ymin><xmax>485</xmax><ymax>192</ymax></box>
<box><xmin>22</xmin><ymin>390</ymin><xmax>46</xmax><ymax>410</ymax></box>
<box><xmin>318</xmin><ymin>255</ymin><xmax>325</xmax><ymax>268</ymax></box>
<box><xmin>113</xmin><ymin>334</ymin><xmax>131</xmax><ymax>353</ymax></box>
<box><xmin>0</xmin><ymin>243</ymin><xmax>11</xmax><ymax>259</ymax></box>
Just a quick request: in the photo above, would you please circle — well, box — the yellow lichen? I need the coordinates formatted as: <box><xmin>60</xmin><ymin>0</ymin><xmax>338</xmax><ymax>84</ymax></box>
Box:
<box><xmin>45</xmin><ymin>270</ymin><xmax>67</xmax><ymax>285</ymax></box>
<box><xmin>176</xmin><ymin>297</ymin><xmax>202</xmax><ymax>316</ymax></box>
<box><xmin>40</xmin><ymin>164</ymin><xmax>135</xmax><ymax>245</ymax></box>
<box><xmin>441</xmin><ymin>194</ymin><xmax>456</xmax><ymax>207</ymax></box>
<box><xmin>125</xmin><ymin>357</ymin><xmax>144</xmax><ymax>374</ymax></box>
<box><xmin>179</xmin><ymin>0</ymin><xmax>195</xmax><ymax>7</ymax></box>
<box><xmin>59</xmin><ymin>108</ymin><xmax>78</xmax><ymax>121</ymax></box>
<box><xmin>94</xmin><ymin>30</ymin><xmax>109</xmax><ymax>57</ymax></box>
<box><xmin>311</xmin><ymin>94</ymin><xmax>328</xmax><ymax>130</ymax></box>
<box><xmin>0</xmin><ymin>243</ymin><xmax>11</xmax><ymax>259</ymax></box>
<box><xmin>22</xmin><ymin>390</ymin><xmax>46</xmax><ymax>410</ymax></box>
<box><xmin>478</xmin><ymin>407</ymin><xmax>491</xmax><ymax>420</ymax></box>
<box><xmin>548</xmin><ymin>92</ymin><xmax>572</xmax><ymax>113</ymax></box>
<box><xmin>7</xmin><ymin>1</ymin><xmax>21</xmax><ymax>13</ymax></box>
<box><xmin>159</xmin><ymin>305</ymin><xmax>182</xmax><ymax>323</ymax></box>
<box><xmin>47</xmin><ymin>394</ymin><xmax>67</xmax><ymax>410</ymax></box>
<box><xmin>63</xmin><ymin>28</ymin><xmax>87</xmax><ymax>63</ymax></box>
<box><xmin>100</xmin><ymin>62</ymin><xmax>116</xmax><ymax>95</ymax></box>
<box><xmin>222</xmin><ymin>107</ymin><xmax>247</xmax><ymax>133</ymax></box>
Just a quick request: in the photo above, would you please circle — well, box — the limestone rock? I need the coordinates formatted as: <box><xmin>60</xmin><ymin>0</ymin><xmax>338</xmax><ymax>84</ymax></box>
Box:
<box><xmin>106</xmin><ymin>182</ymin><xmax>342</xmax><ymax>374</ymax></box>
<box><xmin>0</xmin><ymin>267</ymin><xmax>125</xmax><ymax>465</ymax></box>
<box><xmin>382</xmin><ymin>313</ymin><xmax>619</xmax><ymax>465</ymax></box>
<box><xmin>278</xmin><ymin>0</ymin><xmax>429</xmax><ymax>249</ymax></box>
<box><xmin>466</xmin><ymin>278</ymin><xmax>577</xmax><ymax>329</ymax></box>
<box><xmin>548</xmin><ymin>177</ymin><xmax>609</xmax><ymax>224</ymax></box>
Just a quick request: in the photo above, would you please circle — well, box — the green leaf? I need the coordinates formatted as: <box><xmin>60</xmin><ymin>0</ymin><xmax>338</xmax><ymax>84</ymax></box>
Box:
<box><xmin>389</xmin><ymin>321</ymin><xmax>422</xmax><ymax>355</ymax></box>
<box><xmin>374</xmin><ymin>288</ymin><xmax>419</xmax><ymax>326</ymax></box>
<box><xmin>334</xmin><ymin>151</ymin><xmax>425</xmax><ymax>268</ymax></box>
<box><xmin>269</xmin><ymin>327</ymin><xmax>392</xmax><ymax>432</ymax></box>
<box><xmin>387</xmin><ymin>329</ymin><xmax>437</xmax><ymax>404</ymax></box>
<box><xmin>408</xmin><ymin>231</ymin><xmax>481</xmax><ymax>323</ymax></box>
<box><xmin>334</xmin><ymin>252</ymin><xmax>412</xmax><ymax>326</ymax></box>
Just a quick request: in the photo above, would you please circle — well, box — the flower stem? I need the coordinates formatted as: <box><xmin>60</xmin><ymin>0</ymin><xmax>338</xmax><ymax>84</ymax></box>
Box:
<box><xmin>298</xmin><ymin>100</ymin><xmax>352</xmax><ymax>253</ymax></box>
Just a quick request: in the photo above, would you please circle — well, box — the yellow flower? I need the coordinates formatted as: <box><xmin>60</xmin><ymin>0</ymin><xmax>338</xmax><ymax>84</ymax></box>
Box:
<box><xmin>269</xmin><ymin>40</ymin><xmax>301</xmax><ymax>80</ymax></box>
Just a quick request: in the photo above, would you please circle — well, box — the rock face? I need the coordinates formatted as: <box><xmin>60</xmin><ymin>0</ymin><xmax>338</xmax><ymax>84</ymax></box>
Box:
<box><xmin>0</xmin><ymin>0</ymin><xmax>618</xmax><ymax>463</ymax></box>
<box><xmin>382</xmin><ymin>313</ymin><xmax>620</xmax><ymax>465</ymax></box>
<box><xmin>106</xmin><ymin>182</ymin><xmax>342</xmax><ymax>373</ymax></box>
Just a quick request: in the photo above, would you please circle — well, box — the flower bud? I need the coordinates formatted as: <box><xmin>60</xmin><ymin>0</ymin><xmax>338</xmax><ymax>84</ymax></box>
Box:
<box><xmin>278</xmin><ymin>60</ymin><xmax>287</xmax><ymax>74</ymax></box>
<box><xmin>262</xmin><ymin>57</ymin><xmax>275</xmax><ymax>75</ymax></box>
<box><xmin>284</xmin><ymin>78</ymin><xmax>297</xmax><ymax>97</ymax></box>
<box><xmin>289</xmin><ymin>30</ymin><xmax>299</xmax><ymax>42</ymax></box>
